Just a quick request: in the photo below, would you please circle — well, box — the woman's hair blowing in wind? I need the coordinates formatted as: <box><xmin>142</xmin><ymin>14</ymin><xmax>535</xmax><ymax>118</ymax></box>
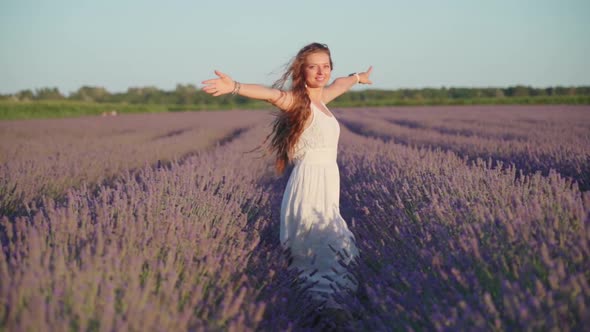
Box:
<box><xmin>264</xmin><ymin>43</ymin><xmax>333</xmax><ymax>174</ymax></box>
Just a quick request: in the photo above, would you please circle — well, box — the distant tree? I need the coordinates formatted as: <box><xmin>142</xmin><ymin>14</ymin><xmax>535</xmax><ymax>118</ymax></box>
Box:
<box><xmin>421</xmin><ymin>88</ymin><xmax>447</xmax><ymax>99</ymax></box>
<box><xmin>70</xmin><ymin>86</ymin><xmax>111</xmax><ymax>102</ymax></box>
<box><xmin>175</xmin><ymin>84</ymin><xmax>198</xmax><ymax>104</ymax></box>
<box><xmin>448</xmin><ymin>88</ymin><xmax>476</xmax><ymax>99</ymax></box>
<box><xmin>505</xmin><ymin>85</ymin><xmax>530</xmax><ymax>97</ymax></box>
<box><xmin>554</xmin><ymin>86</ymin><xmax>569</xmax><ymax>96</ymax></box>
<box><xmin>545</xmin><ymin>87</ymin><xmax>555</xmax><ymax>96</ymax></box>
<box><xmin>5</xmin><ymin>84</ymin><xmax>589</xmax><ymax>107</ymax></box>
<box><xmin>530</xmin><ymin>87</ymin><xmax>546</xmax><ymax>96</ymax></box>
<box><xmin>477</xmin><ymin>88</ymin><xmax>498</xmax><ymax>98</ymax></box>
<box><xmin>125</xmin><ymin>86</ymin><xmax>162</xmax><ymax>104</ymax></box>
<box><xmin>16</xmin><ymin>89</ymin><xmax>34</xmax><ymax>101</ymax></box>
<box><xmin>34</xmin><ymin>87</ymin><xmax>65</xmax><ymax>100</ymax></box>
<box><xmin>567</xmin><ymin>87</ymin><xmax>576</xmax><ymax>96</ymax></box>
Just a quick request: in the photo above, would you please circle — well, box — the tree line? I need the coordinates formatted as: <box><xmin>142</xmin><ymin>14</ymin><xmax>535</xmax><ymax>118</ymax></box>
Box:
<box><xmin>2</xmin><ymin>84</ymin><xmax>589</xmax><ymax>107</ymax></box>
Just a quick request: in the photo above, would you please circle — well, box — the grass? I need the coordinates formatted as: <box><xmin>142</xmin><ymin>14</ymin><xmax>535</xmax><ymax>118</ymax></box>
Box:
<box><xmin>0</xmin><ymin>100</ymin><xmax>271</xmax><ymax>120</ymax></box>
<box><xmin>0</xmin><ymin>101</ymin><xmax>168</xmax><ymax>120</ymax></box>
<box><xmin>1</xmin><ymin>95</ymin><xmax>588</xmax><ymax>120</ymax></box>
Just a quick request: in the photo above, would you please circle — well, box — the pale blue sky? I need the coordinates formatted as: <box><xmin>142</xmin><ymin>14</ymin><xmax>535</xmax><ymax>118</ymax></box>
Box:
<box><xmin>1</xmin><ymin>0</ymin><xmax>588</xmax><ymax>94</ymax></box>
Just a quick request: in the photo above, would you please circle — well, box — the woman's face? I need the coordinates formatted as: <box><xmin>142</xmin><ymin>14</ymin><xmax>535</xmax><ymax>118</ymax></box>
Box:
<box><xmin>303</xmin><ymin>52</ymin><xmax>331</xmax><ymax>88</ymax></box>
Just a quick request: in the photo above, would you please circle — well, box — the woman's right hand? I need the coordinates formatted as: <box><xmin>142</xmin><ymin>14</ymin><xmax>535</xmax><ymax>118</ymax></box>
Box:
<box><xmin>201</xmin><ymin>70</ymin><xmax>235</xmax><ymax>96</ymax></box>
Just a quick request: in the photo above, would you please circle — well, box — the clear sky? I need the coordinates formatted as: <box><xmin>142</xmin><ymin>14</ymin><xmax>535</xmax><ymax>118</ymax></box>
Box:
<box><xmin>1</xmin><ymin>0</ymin><xmax>589</xmax><ymax>95</ymax></box>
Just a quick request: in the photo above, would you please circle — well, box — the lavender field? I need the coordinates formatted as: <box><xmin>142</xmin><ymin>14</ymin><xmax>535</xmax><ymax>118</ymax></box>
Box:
<box><xmin>1</xmin><ymin>105</ymin><xmax>589</xmax><ymax>331</ymax></box>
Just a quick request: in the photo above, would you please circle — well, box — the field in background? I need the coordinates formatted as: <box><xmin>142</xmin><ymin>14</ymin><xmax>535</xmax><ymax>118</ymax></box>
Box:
<box><xmin>1</xmin><ymin>105</ymin><xmax>589</xmax><ymax>330</ymax></box>
<box><xmin>0</xmin><ymin>100</ymin><xmax>271</xmax><ymax>120</ymax></box>
<box><xmin>1</xmin><ymin>94</ymin><xmax>589</xmax><ymax>120</ymax></box>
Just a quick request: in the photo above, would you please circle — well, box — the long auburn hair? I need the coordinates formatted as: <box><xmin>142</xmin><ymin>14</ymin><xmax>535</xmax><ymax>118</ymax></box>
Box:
<box><xmin>264</xmin><ymin>42</ymin><xmax>333</xmax><ymax>174</ymax></box>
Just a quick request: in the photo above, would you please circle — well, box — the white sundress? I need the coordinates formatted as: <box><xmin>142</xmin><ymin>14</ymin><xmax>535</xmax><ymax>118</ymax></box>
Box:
<box><xmin>280</xmin><ymin>101</ymin><xmax>359</xmax><ymax>307</ymax></box>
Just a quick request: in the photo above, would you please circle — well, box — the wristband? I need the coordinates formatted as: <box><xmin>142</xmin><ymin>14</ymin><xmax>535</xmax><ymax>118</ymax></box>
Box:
<box><xmin>231</xmin><ymin>81</ymin><xmax>241</xmax><ymax>95</ymax></box>
<box><xmin>349</xmin><ymin>73</ymin><xmax>360</xmax><ymax>84</ymax></box>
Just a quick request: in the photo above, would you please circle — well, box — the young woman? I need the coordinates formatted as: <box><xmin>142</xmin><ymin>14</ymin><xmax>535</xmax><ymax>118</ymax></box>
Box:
<box><xmin>202</xmin><ymin>42</ymin><xmax>372</xmax><ymax>309</ymax></box>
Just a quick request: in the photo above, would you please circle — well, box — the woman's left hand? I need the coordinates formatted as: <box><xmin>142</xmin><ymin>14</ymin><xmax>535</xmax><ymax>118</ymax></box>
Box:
<box><xmin>359</xmin><ymin>66</ymin><xmax>373</xmax><ymax>85</ymax></box>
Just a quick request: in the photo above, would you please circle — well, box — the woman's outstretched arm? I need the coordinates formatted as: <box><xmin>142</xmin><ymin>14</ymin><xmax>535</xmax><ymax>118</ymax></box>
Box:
<box><xmin>322</xmin><ymin>66</ymin><xmax>373</xmax><ymax>104</ymax></box>
<box><xmin>201</xmin><ymin>70</ymin><xmax>293</xmax><ymax>110</ymax></box>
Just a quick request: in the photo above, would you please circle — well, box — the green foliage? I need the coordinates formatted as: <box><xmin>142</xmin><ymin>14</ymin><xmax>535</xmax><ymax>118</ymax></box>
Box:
<box><xmin>69</xmin><ymin>86</ymin><xmax>111</xmax><ymax>102</ymax></box>
<box><xmin>3</xmin><ymin>84</ymin><xmax>590</xmax><ymax>103</ymax></box>
<box><xmin>1</xmin><ymin>85</ymin><xmax>589</xmax><ymax>120</ymax></box>
<box><xmin>34</xmin><ymin>87</ymin><xmax>65</xmax><ymax>100</ymax></box>
<box><xmin>0</xmin><ymin>101</ymin><xmax>168</xmax><ymax>120</ymax></box>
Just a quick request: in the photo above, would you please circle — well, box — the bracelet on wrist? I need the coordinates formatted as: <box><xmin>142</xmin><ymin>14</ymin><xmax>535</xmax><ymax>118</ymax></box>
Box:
<box><xmin>231</xmin><ymin>81</ymin><xmax>241</xmax><ymax>95</ymax></box>
<box><xmin>348</xmin><ymin>72</ymin><xmax>361</xmax><ymax>84</ymax></box>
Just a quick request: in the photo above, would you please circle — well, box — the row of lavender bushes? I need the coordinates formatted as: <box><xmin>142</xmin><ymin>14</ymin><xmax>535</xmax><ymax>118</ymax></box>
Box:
<box><xmin>338</xmin><ymin>125</ymin><xmax>589</xmax><ymax>330</ymax></box>
<box><xmin>337</xmin><ymin>105</ymin><xmax>590</xmax><ymax>191</ymax></box>
<box><xmin>1</xmin><ymin>106</ymin><xmax>589</xmax><ymax>330</ymax></box>
<box><xmin>0</xmin><ymin>111</ymin><xmax>267</xmax><ymax>218</ymax></box>
<box><xmin>1</xmin><ymin>123</ymin><xmax>304</xmax><ymax>331</ymax></box>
